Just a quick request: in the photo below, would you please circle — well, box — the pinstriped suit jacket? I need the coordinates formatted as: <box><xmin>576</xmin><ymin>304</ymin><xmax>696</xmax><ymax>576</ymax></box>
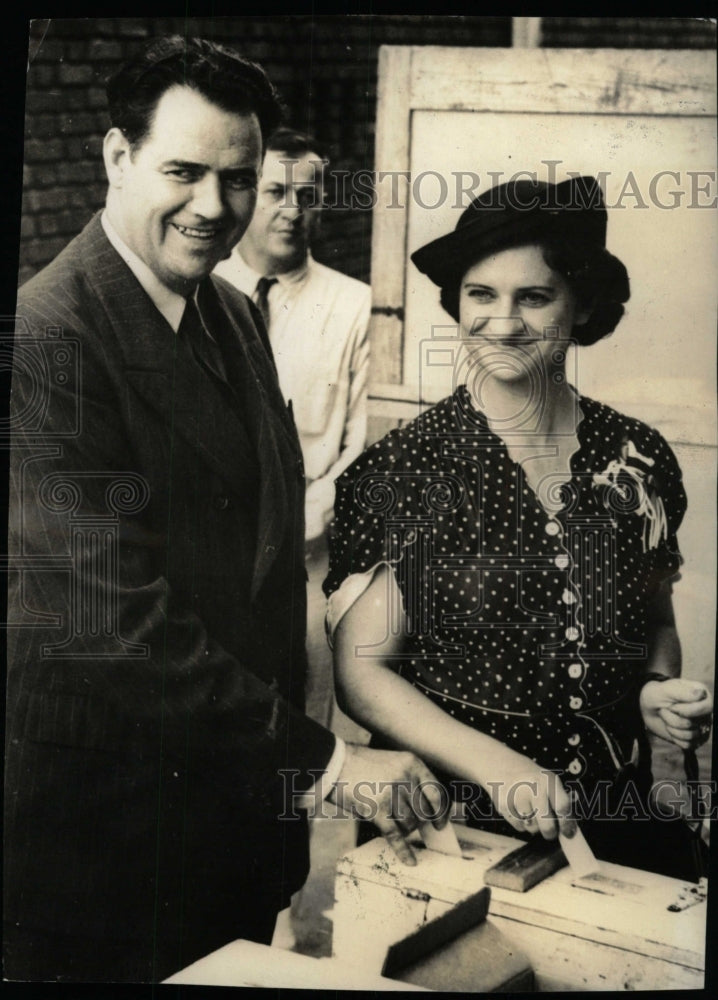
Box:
<box><xmin>5</xmin><ymin>214</ymin><xmax>335</xmax><ymax>979</ymax></box>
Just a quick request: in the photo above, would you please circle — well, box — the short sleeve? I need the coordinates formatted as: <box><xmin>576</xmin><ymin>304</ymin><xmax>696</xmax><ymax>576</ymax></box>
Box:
<box><xmin>323</xmin><ymin>434</ymin><xmax>407</xmax><ymax>601</ymax></box>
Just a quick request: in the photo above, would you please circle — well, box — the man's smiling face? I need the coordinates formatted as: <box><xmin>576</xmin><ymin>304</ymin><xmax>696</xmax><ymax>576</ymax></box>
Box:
<box><xmin>104</xmin><ymin>84</ymin><xmax>263</xmax><ymax>293</ymax></box>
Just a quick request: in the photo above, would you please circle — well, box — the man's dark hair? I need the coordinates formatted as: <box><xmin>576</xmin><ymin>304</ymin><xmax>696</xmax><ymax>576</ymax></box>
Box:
<box><xmin>106</xmin><ymin>36</ymin><xmax>284</xmax><ymax>150</ymax></box>
<box><xmin>266</xmin><ymin>127</ymin><xmax>330</xmax><ymax>165</ymax></box>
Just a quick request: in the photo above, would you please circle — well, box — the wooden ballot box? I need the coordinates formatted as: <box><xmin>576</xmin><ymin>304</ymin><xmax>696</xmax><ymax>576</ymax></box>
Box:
<box><xmin>333</xmin><ymin>825</ymin><xmax>707</xmax><ymax>991</ymax></box>
<box><xmin>164</xmin><ymin>939</ymin><xmax>430</xmax><ymax>990</ymax></box>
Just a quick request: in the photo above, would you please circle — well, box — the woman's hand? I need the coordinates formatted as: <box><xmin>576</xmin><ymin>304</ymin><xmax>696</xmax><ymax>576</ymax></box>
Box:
<box><xmin>640</xmin><ymin>678</ymin><xmax>713</xmax><ymax>750</ymax></box>
<box><xmin>483</xmin><ymin>744</ymin><xmax>576</xmax><ymax>840</ymax></box>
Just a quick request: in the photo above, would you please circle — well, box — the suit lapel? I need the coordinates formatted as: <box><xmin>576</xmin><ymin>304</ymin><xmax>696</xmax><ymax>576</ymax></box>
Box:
<box><xmin>208</xmin><ymin>280</ymin><xmax>304</xmax><ymax>601</ymax></box>
<box><xmin>81</xmin><ymin>218</ymin><xmax>258</xmax><ymax>497</ymax></box>
<box><xmin>80</xmin><ymin>217</ymin><xmax>302</xmax><ymax>599</ymax></box>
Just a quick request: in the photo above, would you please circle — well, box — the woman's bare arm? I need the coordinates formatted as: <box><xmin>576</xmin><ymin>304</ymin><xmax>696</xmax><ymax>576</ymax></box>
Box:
<box><xmin>333</xmin><ymin>564</ymin><xmax>575</xmax><ymax>838</ymax></box>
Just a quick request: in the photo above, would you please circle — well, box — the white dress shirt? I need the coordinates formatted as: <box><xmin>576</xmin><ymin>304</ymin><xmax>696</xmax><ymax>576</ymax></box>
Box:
<box><xmin>214</xmin><ymin>248</ymin><xmax>371</xmax><ymax>539</ymax></box>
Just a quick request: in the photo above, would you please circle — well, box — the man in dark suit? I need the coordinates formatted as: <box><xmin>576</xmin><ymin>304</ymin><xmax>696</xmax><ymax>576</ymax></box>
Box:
<box><xmin>5</xmin><ymin>36</ymin><xmax>445</xmax><ymax>983</ymax></box>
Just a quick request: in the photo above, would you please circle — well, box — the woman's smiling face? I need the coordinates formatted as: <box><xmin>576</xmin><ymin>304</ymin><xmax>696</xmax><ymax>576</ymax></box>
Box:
<box><xmin>459</xmin><ymin>243</ymin><xmax>590</xmax><ymax>385</ymax></box>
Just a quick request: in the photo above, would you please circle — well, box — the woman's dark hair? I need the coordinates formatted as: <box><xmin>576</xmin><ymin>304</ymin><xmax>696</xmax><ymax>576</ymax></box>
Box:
<box><xmin>439</xmin><ymin>236</ymin><xmax>630</xmax><ymax>347</ymax></box>
<box><xmin>106</xmin><ymin>36</ymin><xmax>284</xmax><ymax>151</ymax></box>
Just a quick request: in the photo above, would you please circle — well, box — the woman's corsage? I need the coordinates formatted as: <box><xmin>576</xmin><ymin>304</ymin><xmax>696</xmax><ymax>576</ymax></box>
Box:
<box><xmin>592</xmin><ymin>438</ymin><xmax>668</xmax><ymax>552</ymax></box>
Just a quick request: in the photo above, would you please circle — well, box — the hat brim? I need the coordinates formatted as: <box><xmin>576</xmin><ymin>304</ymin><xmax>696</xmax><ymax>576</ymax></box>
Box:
<box><xmin>412</xmin><ymin>209</ymin><xmax>605</xmax><ymax>289</ymax></box>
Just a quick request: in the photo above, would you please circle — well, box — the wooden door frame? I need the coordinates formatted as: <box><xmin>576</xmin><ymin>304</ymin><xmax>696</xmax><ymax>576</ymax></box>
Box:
<box><xmin>369</xmin><ymin>46</ymin><xmax>716</xmax><ymax>422</ymax></box>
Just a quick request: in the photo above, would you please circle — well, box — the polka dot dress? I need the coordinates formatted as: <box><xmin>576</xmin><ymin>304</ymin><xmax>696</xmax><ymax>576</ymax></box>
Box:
<box><xmin>325</xmin><ymin>385</ymin><xmax>686</xmax><ymax>810</ymax></box>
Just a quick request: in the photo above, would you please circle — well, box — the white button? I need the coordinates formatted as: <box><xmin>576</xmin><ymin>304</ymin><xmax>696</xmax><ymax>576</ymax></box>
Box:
<box><xmin>568</xmin><ymin>662</ymin><xmax>582</xmax><ymax>679</ymax></box>
<box><xmin>554</xmin><ymin>553</ymin><xmax>570</xmax><ymax>570</ymax></box>
<box><xmin>565</xmin><ymin>626</ymin><xmax>580</xmax><ymax>642</ymax></box>
<box><xmin>570</xmin><ymin>695</ymin><xmax>583</xmax><ymax>710</ymax></box>
<box><xmin>545</xmin><ymin>521</ymin><xmax>560</xmax><ymax>536</ymax></box>
<box><xmin>568</xmin><ymin>758</ymin><xmax>582</xmax><ymax>775</ymax></box>
<box><xmin>568</xmin><ymin>733</ymin><xmax>581</xmax><ymax>746</ymax></box>
<box><xmin>562</xmin><ymin>588</ymin><xmax>576</xmax><ymax>605</ymax></box>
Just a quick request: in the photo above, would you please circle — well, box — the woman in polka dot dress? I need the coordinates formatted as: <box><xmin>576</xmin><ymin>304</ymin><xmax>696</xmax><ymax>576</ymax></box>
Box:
<box><xmin>324</xmin><ymin>176</ymin><xmax>712</xmax><ymax>879</ymax></box>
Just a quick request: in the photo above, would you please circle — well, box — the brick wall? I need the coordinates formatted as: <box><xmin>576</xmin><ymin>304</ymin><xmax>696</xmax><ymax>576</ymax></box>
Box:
<box><xmin>18</xmin><ymin>16</ymin><xmax>716</xmax><ymax>287</ymax></box>
<box><xmin>540</xmin><ymin>16</ymin><xmax>715</xmax><ymax>48</ymax></box>
<box><xmin>19</xmin><ymin>15</ymin><xmax>510</xmax><ymax>287</ymax></box>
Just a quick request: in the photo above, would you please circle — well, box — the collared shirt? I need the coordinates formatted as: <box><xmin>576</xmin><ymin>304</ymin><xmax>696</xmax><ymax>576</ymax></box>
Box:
<box><xmin>101</xmin><ymin>211</ymin><xmax>187</xmax><ymax>332</ymax></box>
<box><xmin>214</xmin><ymin>248</ymin><xmax>371</xmax><ymax>538</ymax></box>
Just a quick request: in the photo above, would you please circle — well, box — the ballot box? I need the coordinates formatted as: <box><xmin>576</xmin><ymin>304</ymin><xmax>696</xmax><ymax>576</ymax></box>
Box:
<box><xmin>333</xmin><ymin>825</ymin><xmax>707</xmax><ymax>991</ymax></box>
<box><xmin>163</xmin><ymin>939</ymin><xmax>430</xmax><ymax>989</ymax></box>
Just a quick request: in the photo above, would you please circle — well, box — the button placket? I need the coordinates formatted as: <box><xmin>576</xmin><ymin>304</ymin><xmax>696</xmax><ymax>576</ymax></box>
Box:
<box><xmin>549</xmin><ymin>518</ymin><xmax>589</xmax><ymax>699</ymax></box>
<box><xmin>546</xmin><ymin>517</ymin><xmax>579</xmax><ymax>635</ymax></box>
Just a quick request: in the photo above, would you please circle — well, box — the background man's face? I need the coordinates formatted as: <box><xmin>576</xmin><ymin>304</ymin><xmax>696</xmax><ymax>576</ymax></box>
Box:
<box><xmin>108</xmin><ymin>84</ymin><xmax>262</xmax><ymax>293</ymax></box>
<box><xmin>241</xmin><ymin>149</ymin><xmax>324</xmax><ymax>274</ymax></box>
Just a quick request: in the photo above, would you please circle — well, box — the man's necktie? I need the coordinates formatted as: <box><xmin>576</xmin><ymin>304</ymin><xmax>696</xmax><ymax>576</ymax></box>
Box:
<box><xmin>179</xmin><ymin>293</ymin><xmax>227</xmax><ymax>382</ymax></box>
<box><xmin>254</xmin><ymin>276</ymin><xmax>278</xmax><ymax>330</ymax></box>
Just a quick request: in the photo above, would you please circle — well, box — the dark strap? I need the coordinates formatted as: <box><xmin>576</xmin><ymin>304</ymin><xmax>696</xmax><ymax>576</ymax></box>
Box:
<box><xmin>683</xmin><ymin>747</ymin><xmax>708</xmax><ymax>879</ymax></box>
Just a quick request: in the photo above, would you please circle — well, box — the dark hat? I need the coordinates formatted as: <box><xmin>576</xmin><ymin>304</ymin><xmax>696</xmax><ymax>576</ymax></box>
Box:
<box><xmin>411</xmin><ymin>176</ymin><xmax>609</xmax><ymax>288</ymax></box>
